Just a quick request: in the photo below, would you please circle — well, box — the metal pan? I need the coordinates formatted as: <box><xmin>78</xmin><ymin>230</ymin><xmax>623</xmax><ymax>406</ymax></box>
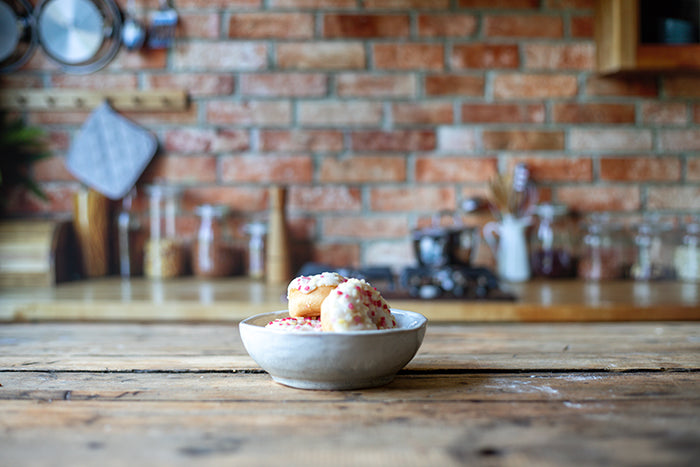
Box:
<box><xmin>35</xmin><ymin>0</ymin><xmax>121</xmax><ymax>74</ymax></box>
<box><xmin>0</xmin><ymin>0</ymin><xmax>37</xmax><ymax>72</ymax></box>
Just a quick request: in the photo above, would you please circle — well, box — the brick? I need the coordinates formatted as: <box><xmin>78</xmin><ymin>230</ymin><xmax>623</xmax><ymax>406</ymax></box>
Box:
<box><xmin>220</xmin><ymin>155</ymin><xmax>313</xmax><ymax>183</ymax></box>
<box><xmin>640</xmin><ymin>102</ymin><xmax>688</xmax><ymax>126</ymax></box>
<box><xmin>288</xmin><ymin>186</ymin><xmax>362</xmax><ymax>212</ymax></box>
<box><xmin>425</xmin><ymin>75</ymin><xmax>484</xmax><ymax>96</ymax></box>
<box><xmin>507</xmin><ymin>156</ymin><xmax>592</xmax><ymax>182</ymax></box>
<box><xmin>437</xmin><ymin>127</ymin><xmax>478</xmax><ymax>152</ymax></box>
<box><xmin>664</xmin><ymin>76</ymin><xmax>700</xmax><ymax>98</ymax></box>
<box><xmin>229</xmin><ymin>13</ymin><xmax>313</xmax><ymax>39</ymax></box>
<box><xmin>239</xmin><ymin>73</ymin><xmax>327</xmax><ymax>97</ymax></box>
<box><xmin>695</xmin><ymin>105</ymin><xmax>700</xmax><ymax>124</ymax></box>
<box><xmin>600</xmin><ymin>157</ymin><xmax>681</xmax><ymax>182</ymax></box>
<box><xmin>51</xmin><ymin>74</ymin><xmax>138</xmax><ymax>90</ymax></box>
<box><xmin>109</xmin><ymin>49</ymin><xmax>167</xmax><ymax>70</ymax></box>
<box><xmin>142</xmin><ymin>155</ymin><xmax>218</xmax><ymax>183</ymax></box>
<box><xmin>322</xmin><ymin>215</ymin><xmax>409</xmax><ymax>239</ymax></box>
<box><xmin>352</xmin><ymin>130</ymin><xmax>436</xmax><ymax>152</ymax></box>
<box><xmin>483</xmin><ymin>131</ymin><xmax>565</xmax><ymax>151</ymax></box>
<box><xmin>418</xmin><ymin>14</ymin><xmax>478</xmax><ymax>37</ymax></box>
<box><xmin>311</xmin><ymin>243</ymin><xmax>360</xmax><ymax>269</ymax></box>
<box><xmin>324</xmin><ymin>14</ymin><xmax>409</xmax><ymax>38</ymax></box>
<box><xmin>415</xmin><ymin>156</ymin><xmax>497</xmax><ymax>182</ymax></box>
<box><xmin>1</xmin><ymin>184</ymin><xmax>77</xmax><ymax>216</ymax></box>
<box><xmin>523</xmin><ymin>43</ymin><xmax>595</xmax><ymax>70</ymax></box>
<box><xmin>556</xmin><ymin>186</ymin><xmax>640</xmax><ymax>212</ymax></box>
<box><xmin>571</xmin><ymin>15</ymin><xmax>594</xmax><ymax>38</ymax></box>
<box><xmin>179</xmin><ymin>13</ymin><xmax>220</xmax><ymax>39</ymax></box>
<box><xmin>163</xmin><ymin>128</ymin><xmax>250</xmax><ymax>153</ymax></box>
<box><xmin>0</xmin><ymin>73</ymin><xmax>42</xmax><ymax>88</ymax></box>
<box><xmin>364</xmin><ymin>0</ymin><xmax>449</xmax><ymax>8</ymax></box>
<box><xmin>364</xmin><ymin>240</ymin><xmax>414</xmax><ymax>268</ymax></box>
<box><xmin>647</xmin><ymin>187</ymin><xmax>700</xmax><ymax>210</ymax></box>
<box><xmin>299</xmin><ymin>101</ymin><xmax>382</xmax><ymax>127</ymax></box>
<box><xmin>337</xmin><ymin>74</ymin><xmax>417</xmax><ymax>97</ymax></box>
<box><xmin>552</xmin><ymin>103</ymin><xmax>635</xmax><ymax>124</ymax></box>
<box><xmin>206</xmin><ymin>101</ymin><xmax>292</xmax><ymax>126</ymax></box>
<box><xmin>178</xmin><ymin>0</ymin><xmax>261</xmax><ymax>7</ymax></box>
<box><xmin>461</xmin><ymin>103</ymin><xmax>545</xmax><ymax>123</ymax></box>
<box><xmin>33</xmin><ymin>156</ymin><xmax>74</xmax><ymax>182</ymax></box>
<box><xmin>277</xmin><ymin>42</ymin><xmax>364</xmax><ymax>69</ymax></box>
<box><xmin>458</xmin><ymin>0</ymin><xmax>539</xmax><ymax>7</ymax></box>
<box><xmin>569</xmin><ymin>129</ymin><xmax>653</xmax><ymax>151</ymax></box>
<box><xmin>260</xmin><ymin>130</ymin><xmax>344</xmax><ymax>152</ymax></box>
<box><xmin>320</xmin><ymin>155</ymin><xmax>406</xmax><ymax>183</ymax></box>
<box><xmin>659</xmin><ymin>130</ymin><xmax>700</xmax><ymax>151</ymax></box>
<box><xmin>451</xmin><ymin>44</ymin><xmax>519</xmax><ymax>69</ymax></box>
<box><xmin>45</xmin><ymin>130</ymin><xmax>71</xmax><ymax>152</ymax></box>
<box><xmin>173</xmin><ymin>42</ymin><xmax>267</xmax><ymax>70</ymax></box>
<box><xmin>585</xmin><ymin>76</ymin><xmax>658</xmax><ymax>97</ymax></box>
<box><xmin>121</xmin><ymin>106</ymin><xmax>199</xmax><ymax>126</ymax></box>
<box><xmin>182</xmin><ymin>187</ymin><xmax>267</xmax><ymax>213</ymax></box>
<box><xmin>146</xmin><ymin>73</ymin><xmax>235</xmax><ymax>97</ymax></box>
<box><xmin>688</xmin><ymin>158</ymin><xmax>700</xmax><ymax>181</ymax></box>
<box><xmin>24</xmin><ymin>51</ymin><xmax>61</xmax><ymax>72</ymax></box>
<box><xmin>493</xmin><ymin>74</ymin><xmax>578</xmax><ymax>99</ymax></box>
<box><xmin>484</xmin><ymin>15</ymin><xmax>563</xmax><ymax>38</ymax></box>
<box><xmin>392</xmin><ymin>102</ymin><xmax>454</xmax><ymax>125</ymax></box>
<box><xmin>373</xmin><ymin>43</ymin><xmax>444</xmax><ymax>70</ymax></box>
<box><xmin>370</xmin><ymin>186</ymin><xmax>455</xmax><ymax>212</ymax></box>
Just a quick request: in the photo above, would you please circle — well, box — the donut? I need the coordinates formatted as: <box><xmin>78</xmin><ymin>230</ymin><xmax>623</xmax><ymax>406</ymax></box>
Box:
<box><xmin>287</xmin><ymin>272</ymin><xmax>347</xmax><ymax>318</ymax></box>
<box><xmin>320</xmin><ymin>278</ymin><xmax>397</xmax><ymax>332</ymax></box>
<box><xmin>265</xmin><ymin>316</ymin><xmax>322</xmax><ymax>332</ymax></box>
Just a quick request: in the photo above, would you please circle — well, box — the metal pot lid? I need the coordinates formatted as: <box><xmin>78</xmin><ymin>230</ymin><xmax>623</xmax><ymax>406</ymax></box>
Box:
<box><xmin>36</xmin><ymin>0</ymin><xmax>121</xmax><ymax>74</ymax></box>
<box><xmin>0</xmin><ymin>0</ymin><xmax>37</xmax><ymax>72</ymax></box>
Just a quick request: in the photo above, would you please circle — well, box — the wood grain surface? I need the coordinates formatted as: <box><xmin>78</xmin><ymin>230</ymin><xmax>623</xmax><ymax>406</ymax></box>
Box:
<box><xmin>1</xmin><ymin>322</ymin><xmax>698</xmax><ymax>466</ymax></box>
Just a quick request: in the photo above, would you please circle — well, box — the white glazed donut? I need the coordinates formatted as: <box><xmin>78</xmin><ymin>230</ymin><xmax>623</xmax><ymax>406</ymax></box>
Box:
<box><xmin>265</xmin><ymin>316</ymin><xmax>322</xmax><ymax>332</ymax></box>
<box><xmin>320</xmin><ymin>278</ymin><xmax>397</xmax><ymax>332</ymax></box>
<box><xmin>287</xmin><ymin>272</ymin><xmax>347</xmax><ymax>318</ymax></box>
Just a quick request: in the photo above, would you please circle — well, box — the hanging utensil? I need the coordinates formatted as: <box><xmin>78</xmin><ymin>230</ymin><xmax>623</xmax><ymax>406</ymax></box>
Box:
<box><xmin>0</xmin><ymin>0</ymin><xmax>37</xmax><ymax>72</ymax></box>
<box><xmin>147</xmin><ymin>0</ymin><xmax>177</xmax><ymax>50</ymax></box>
<box><xmin>121</xmin><ymin>0</ymin><xmax>145</xmax><ymax>51</ymax></box>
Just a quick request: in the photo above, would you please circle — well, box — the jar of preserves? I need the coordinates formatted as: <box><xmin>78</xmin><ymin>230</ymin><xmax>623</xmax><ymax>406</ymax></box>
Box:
<box><xmin>674</xmin><ymin>217</ymin><xmax>700</xmax><ymax>282</ymax></box>
<box><xmin>144</xmin><ymin>184</ymin><xmax>185</xmax><ymax>279</ymax></box>
<box><xmin>192</xmin><ymin>204</ymin><xmax>237</xmax><ymax>278</ymax></box>
<box><xmin>529</xmin><ymin>204</ymin><xmax>578</xmax><ymax>278</ymax></box>
<box><xmin>630</xmin><ymin>216</ymin><xmax>675</xmax><ymax>281</ymax></box>
<box><xmin>577</xmin><ymin>213</ymin><xmax>624</xmax><ymax>281</ymax></box>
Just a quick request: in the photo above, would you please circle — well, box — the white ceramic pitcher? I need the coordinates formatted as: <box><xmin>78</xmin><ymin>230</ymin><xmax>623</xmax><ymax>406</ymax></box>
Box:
<box><xmin>483</xmin><ymin>214</ymin><xmax>531</xmax><ymax>282</ymax></box>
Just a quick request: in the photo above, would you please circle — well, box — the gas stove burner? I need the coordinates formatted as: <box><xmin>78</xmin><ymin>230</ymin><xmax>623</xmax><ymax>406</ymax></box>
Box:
<box><xmin>400</xmin><ymin>265</ymin><xmax>513</xmax><ymax>300</ymax></box>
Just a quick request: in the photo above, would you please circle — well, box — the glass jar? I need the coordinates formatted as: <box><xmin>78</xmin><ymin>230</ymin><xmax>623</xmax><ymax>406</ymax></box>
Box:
<box><xmin>674</xmin><ymin>217</ymin><xmax>700</xmax><ymax>282</ymax></box>
<box><xmin>529</xmin><ymin>204</ymin><xmax>578</xmax><ymax>278</ymax></box>
<box><xmin>630</xmin><ymin>216</ymin><xmax>675</xmax><ymax>281</ymax></box>
<box><xmin>577</xmin><ymin>213</ymin><xmax>624</xmax><ymax>281</ymax></box>
<box><xmin>144</xmin><ymin>184</ymin><xmax>185</xmax><ymax>279</ymax></box>
<box><xmin>192</xmin><ymin>204</ymin><xmax>237</xmax><ymax>278</ymax></box>
<box><xmin>243</xmin><ymin>221</ymin><xmax>266</xmax><ymax>280</ymax></box>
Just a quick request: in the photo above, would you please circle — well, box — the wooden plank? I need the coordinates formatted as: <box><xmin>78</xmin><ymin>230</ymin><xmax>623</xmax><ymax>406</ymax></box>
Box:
<box><xmin>0</xmin><ymin>89</ymin><xmax>188</xmax><ymax>112</ymax></box>
<box><xmin>0</xmin><ymin>398</ymin><xmax>697</xmax><ymax>466</ymax></box>
<box><xmin>1</xmin><ymin>322</ymin><xmax>698</xmax><ymax>372</ymax></box>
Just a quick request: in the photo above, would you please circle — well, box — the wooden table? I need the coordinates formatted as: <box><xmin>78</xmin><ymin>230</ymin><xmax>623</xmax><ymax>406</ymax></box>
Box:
<box><xmin>1</xmin><ymin>320</ymin><xmax>698</xmax><ymax>466</ymax></box>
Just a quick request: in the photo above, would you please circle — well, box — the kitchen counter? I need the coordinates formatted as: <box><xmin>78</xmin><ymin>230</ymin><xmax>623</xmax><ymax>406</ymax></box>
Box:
<box><xmin>1</xmin><ymin>277</ymin><xmax>699</xmax><ymax>322</ymax></box>
<box><xmin>1</xmin><ymin>320</ymin><xmax>698</xmax><ymax>465</ymax></box>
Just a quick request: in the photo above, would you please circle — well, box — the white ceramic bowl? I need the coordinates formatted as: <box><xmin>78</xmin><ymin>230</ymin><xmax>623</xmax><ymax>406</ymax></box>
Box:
<box><xmin>239</xmin><ymin>309</ymin><xmax>427</xmax><ymax>390</ymax></box>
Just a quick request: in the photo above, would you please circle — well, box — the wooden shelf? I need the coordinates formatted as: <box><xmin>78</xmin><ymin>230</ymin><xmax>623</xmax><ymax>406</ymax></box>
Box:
<box><xmin>0</xmin><ymin>89</ymin><xmax>189</xmax><ymax>112</ymax></box>
<box><xmin>595</xmin><ymin>0</ymin><xmax>700</xmax><ymax>74</ymax></box>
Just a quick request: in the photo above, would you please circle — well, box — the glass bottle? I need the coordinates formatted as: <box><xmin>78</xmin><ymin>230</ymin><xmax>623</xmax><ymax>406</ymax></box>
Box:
<box><xmin>529</xmin><ymin>204</ymin><xmax>578</xmax><ymax>278</ymax></box>
<box><xmin>577</xmin><ymin>213</ymin><xmax>624</xmax><ymax>280</ymax></box>
<box><xmin>243</xmin><ymin>221</ymin><xmax>267</xmax><ymax>280</ymax></box>
<box><xmin>674</xmin><ymin>217</ymin><xmax>700</xmax><ymax>282</ymax></box>
<box><xmin>144</xmin><ymin>184</ymin><xmax>184</xmax><ymax>279</ymax></box>
<box><xmin>192</xmin><ymin>204</ymin><xmax>236</xmax><ymax>278</ymax></box>
<box><xmin>630</xmin><ymin>216</ymin><xmax>675</xmax><ymax>281</ymax></box>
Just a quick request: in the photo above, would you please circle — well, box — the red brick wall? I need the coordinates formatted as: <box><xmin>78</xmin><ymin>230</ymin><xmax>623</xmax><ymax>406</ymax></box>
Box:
<box><xmin>3</xmin><ymin>0</ymin><xmax>700</xmax><ymax>269</ymax></box>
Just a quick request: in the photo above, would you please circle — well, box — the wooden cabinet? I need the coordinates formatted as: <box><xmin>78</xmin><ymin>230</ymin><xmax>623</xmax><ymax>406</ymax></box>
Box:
<box><xmin>595</xmin><ymin>0</ymin><xmax>700</xmax><ymax>74</ymax></box>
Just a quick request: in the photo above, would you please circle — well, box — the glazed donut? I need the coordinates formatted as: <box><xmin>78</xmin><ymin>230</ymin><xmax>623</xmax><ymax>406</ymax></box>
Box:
<box><xmin>265</xmin><ymin>316</ymin><xmax>322</xmax><ymax>332</ymax></box>
<box><xmin>320</xmin><ymin>278</ymin><xmax>397</xmax><ymax>332</ymax></box>
<box><xmin>287</xmin><ymin>272</ymin><xmax>347</xmax><ymax>318</ymax></box>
